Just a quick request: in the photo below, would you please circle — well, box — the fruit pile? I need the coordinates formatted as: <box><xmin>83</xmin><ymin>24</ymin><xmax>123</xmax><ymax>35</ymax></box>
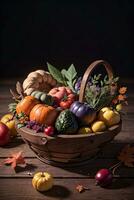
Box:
<box><xmin>7</xmin><ymin>63</ymin><xmax>127</xmax><ymax>138</ymax></box>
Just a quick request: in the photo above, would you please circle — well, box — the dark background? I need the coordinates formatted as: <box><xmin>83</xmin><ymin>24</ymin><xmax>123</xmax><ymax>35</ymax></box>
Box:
<box><xmin>0</xmin><ymin>1</ymin><xmax>133</xmax><ymax>78</ymax></box>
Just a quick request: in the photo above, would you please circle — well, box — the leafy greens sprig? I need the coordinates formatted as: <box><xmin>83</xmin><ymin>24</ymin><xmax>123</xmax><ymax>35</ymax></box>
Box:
<box><xmin>47</xmin><ymin>63</ymin><xmax>77</xmax><ymax>92</ymax></box>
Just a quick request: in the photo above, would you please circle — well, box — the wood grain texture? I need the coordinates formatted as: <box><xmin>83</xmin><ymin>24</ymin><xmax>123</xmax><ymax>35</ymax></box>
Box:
<box><xmin>0</xmin><ymin>178</ymin><xmax>134</xmax><ymax>200</ymax></box>
<box><xmin>0</xmin><ymin>78</ymin><xmax>134</xmax><ymax>200</ymax></box>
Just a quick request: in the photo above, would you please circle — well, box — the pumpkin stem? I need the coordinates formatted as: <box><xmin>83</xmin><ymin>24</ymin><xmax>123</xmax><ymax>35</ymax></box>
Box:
<box><xmin>41</xmin><ymin>172</ymin><xmax>45</xmax><ymax>177</ymax></box>
<box><xmin>62</xmin><ymin>94</ymin><xmax>68</xmax><ymax>101</ymax></box>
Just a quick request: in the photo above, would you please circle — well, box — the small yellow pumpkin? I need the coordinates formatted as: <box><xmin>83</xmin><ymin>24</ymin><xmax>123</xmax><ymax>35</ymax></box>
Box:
<box><xmin>32</xmin><ymin>172</ymin><xmax>54</xmax><ymax>191</ymax></box>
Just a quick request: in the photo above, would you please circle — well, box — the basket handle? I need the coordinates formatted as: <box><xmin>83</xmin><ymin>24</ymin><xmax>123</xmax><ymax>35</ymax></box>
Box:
<box><xmin>79</xmin><ymin>60</ymin><xmax>114</xmax><ymax>103</ymax></box>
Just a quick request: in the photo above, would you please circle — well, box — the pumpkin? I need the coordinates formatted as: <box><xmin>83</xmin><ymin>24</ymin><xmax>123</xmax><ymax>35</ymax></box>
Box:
<box><xmin>30</xmin><ymin>104</ymin><xmax>58</xmax><ymax>125</ymax></box>
<box><xmin>23</xmin><ymin>70</ymin><xmax>57</xmax><ymax>95</ymax></box>
<box><xmin>70</xmin><ymin>101</ymin><xmax>96</xmax><ymax>124</ymax></box>
<box><xmin>48</xmin><ymin>86</ymin><xmax>75</xmax><ymax>101</ymax></box>
<box><xmin>32</xmin><ymin>172</ymin><xmax>53</xmax><ymax>191</ymax></box>
<box><xmin>31</xmin><ymin>90</ymin><xmax>54</xmax><ymax>106</ymax></box>
<box><xmin>16</xmin><ymin>96</ymin><xmax>39</xmax><ymax>116</ymax></box>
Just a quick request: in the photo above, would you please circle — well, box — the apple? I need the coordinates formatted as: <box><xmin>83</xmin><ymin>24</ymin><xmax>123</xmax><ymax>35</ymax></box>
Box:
<box><xmin>91</xmin><ymin>121</ymin><xmax>106</xmax><ymax>133</ymax></box>
<box><xmin>0</xmin><ymin>122</ymin><xmax>10</xmax><ymax>146</ymax></box>
<box><xmin>98</xmin><ymin>107</ymin><xmax>120</xmax><ymax>127</ymax></box>
<box><xmin>1</xmin><ymin>114</ymin><xmax>17</xmax><ymax>137</ymax></box>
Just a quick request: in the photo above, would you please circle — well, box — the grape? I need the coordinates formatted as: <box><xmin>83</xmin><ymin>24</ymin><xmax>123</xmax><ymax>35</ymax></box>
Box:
<box><xmin>26</xmin><ymin>120</ymin><xmax>45</xmax><ymax>133</ymax></box>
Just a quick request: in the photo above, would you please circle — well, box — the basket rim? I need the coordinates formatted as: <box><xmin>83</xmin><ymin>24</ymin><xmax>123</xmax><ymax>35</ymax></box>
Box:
<box><xmin>16</xmin><ymin>121</ymin><xmax>122</xmax><ymax>140</ymax></box>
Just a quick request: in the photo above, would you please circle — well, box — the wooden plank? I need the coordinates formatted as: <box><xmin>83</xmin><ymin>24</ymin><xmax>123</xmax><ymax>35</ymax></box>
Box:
<box><xmin>0</xmin><ymin>157</ymin><xmax>134</xmax><ymax>178</ymax></box>
<box><xmin>0</xmin><ymin>178</ymin><xmax>134</xmax><ymax>200</ymax></box>
<box><xmin>0</xmin><ymin>140</ymin><xmax>132</xmax><ymax>158</ymax></box>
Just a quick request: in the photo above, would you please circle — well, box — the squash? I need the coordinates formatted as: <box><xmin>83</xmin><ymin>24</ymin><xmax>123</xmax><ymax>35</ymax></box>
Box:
<box><xmin>31</xmin><ymin>90</ymin><xmax>54</xmax><ymax>106</ymax></box>
<box><xmin>32</xmin><ymin>172</ymin><xmax>53</xmax><ymax>191</ymax></box>
<box><xmin>48</xmin><ymin>86</ymin><xmax>75</xmax><ymax>101</ymax></box>
<box><xmin>23</xmin><ymin>70</ymin><xmax>57</xmax><ymax>95</ymax></box>
<box><xmin>55</xmin><ymin>109</ymin><xmax>78</xmax><ymax>134</ymax></box>
<box><xmin>70</xmin><ymin>101</ymin><xmax>96</xmax><ymax>124</ymax></box>
<box><xmin>16</xmin><ymin>96</ymin><xmax>39</xmax><ymax>116</ymax></box>
<box><xmin>30</xmin><ymin>104</ymin><xmax>58</xmax><ymax>125</ymax></box>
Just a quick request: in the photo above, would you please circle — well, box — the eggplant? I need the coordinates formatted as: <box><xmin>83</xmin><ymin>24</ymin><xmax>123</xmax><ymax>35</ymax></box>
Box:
<box><xmin>70</xmin><ymin>101</ymin><xmax>96</xmax><ymax>124</ymax></box>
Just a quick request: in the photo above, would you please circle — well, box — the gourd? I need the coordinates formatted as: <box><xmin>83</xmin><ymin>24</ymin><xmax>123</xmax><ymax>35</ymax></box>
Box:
<box><xmin>23</xmin><ymin>70</ymin><xmax>57</xmax><ymax>95</ymax></box>
<box><xmin>70</xmin><ymin>101</ymin><xmax>96</xmax><ymax>124</ymax></box>
<box><xmin>31</xmin><ymin>90</ymin><xmax>54</xmax><ymax>106</ymax></box>
<box><xmin>48</xmin><ymin>86</ymin><xmax>75</xmax><ymax>100</ymax></box>
<box><xmin>30</xmin><ymin>104</ymin><xmax>58</xmax><ymax>126</ymax></box>
<box><xmin>55</xmin><ymin>109</ymin><xmax>78</xmax><ymax>134</ymax></box>
<box><xmin>32</xmin><ymin>172</ymin><xmax>53</xmax><ymax>191</ymax></box>
<box><xmin>16</xmin><ymin>96</ymin><xmax>39</xmax><ymax>116</ymax></box>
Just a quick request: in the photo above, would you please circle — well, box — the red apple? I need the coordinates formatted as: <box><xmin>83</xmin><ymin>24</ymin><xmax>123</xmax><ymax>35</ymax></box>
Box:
<box><xmin>0</xmin><ymin>122</ymin><xmax>10</xmax><ymax>146</ymax></box>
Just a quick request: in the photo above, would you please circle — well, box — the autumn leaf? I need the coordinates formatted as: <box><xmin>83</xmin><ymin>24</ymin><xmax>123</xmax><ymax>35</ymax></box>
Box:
<box><xmin>112</xmin><ymin>98</ymin><xmax>118</xmax><ymax>104</ymax></box>
<box><xmin>76</xmin><ymin>184</ymin><xmax>85</xmax><ymax>193</ymax></box>
<box><xmin>4</xmin><ymin>151</ymin><xmax>26</xmax><ymax>169</ymax></box>
<box><xmin>76</xmin><ymin>184</ymin><xmax>90</xmax><ymax>193</ymax></box>
<box><xmin>119</xmin><ymin>87</ymin><xmax>127</xmax><ymax>94</ymax></box>
<box><xmin>118</xmin><ymin>145</ymin><xmax>134</xmax><ymax>167</ymax></box>
<box><xmin>118</xmin><ymin>94</ymin><xmax>127</xmax><ymax>101</ymax></box>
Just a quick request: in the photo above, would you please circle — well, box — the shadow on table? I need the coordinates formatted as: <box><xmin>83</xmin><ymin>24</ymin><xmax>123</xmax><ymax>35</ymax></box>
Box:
<box><xmin>107</xmin><ymin>179</ymin><xmax>133</xmax><ymax>189</ymax></box>
<box><xmin>4</xmin><ymin>136</ymin><xmax>24</xmax><ymax>148</ymax></box>
<box><xmin>40</xmin><ymin>185</ymin><xmax>71</xmax><ymax>198</ymax></box>
<box><xmin>15</xmin><ymin>163</ymin><xmax>38</xmax><ymax>173</ymax></box>
<box><xmin>59</xmin><ymin>142</ymin><xmax>134</xmax><ymax>178</ymax></box>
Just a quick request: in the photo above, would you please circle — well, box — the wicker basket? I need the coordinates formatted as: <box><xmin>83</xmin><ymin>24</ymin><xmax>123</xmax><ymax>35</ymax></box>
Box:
<box><xmin>16</xmin><ymin>60</ymin><xmax>122</xmax><ymax>167</ymax></box>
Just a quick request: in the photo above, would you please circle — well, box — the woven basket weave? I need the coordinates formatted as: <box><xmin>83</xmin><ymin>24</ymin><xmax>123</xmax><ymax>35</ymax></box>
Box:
<box><xmin>16</xmin><ymin>60</ymin><xmax>122</xmax><ymax>167</ymax></box>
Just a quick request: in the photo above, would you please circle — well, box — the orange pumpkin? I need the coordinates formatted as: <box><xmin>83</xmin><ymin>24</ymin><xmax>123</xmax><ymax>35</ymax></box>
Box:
<box><xmin>16</xmin><ymin>96</ymin><xmax>39</xmax><ymax>116</ymax></box>
<box><xmin>30</xmin><ymin>104</ymin><xmax>58</xmax><ymax>125</ymax></box>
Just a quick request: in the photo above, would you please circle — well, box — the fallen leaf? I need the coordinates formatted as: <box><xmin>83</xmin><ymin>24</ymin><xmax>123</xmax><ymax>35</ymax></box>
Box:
<box><xmin>4</xmin><ymin>151</ymin><xmax>26</xmax><ymax>169</ymax></box>
<box><xmin>118</xmin><ymin>145</ymin><xmax>134</xmax><ymax>167</ymax></box>
<box><xmin>76</xmin><ymin>184</ymin><xmax>85</xmax><ymax>193</ymax></box>
<box><xmin>76</xmin><ymin>184</ymin><xmax>90</xmax><ymax>193</ymax></box>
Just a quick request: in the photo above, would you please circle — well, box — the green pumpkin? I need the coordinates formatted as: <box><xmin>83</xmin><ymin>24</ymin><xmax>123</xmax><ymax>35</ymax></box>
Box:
<box><xmin>31</xmin><ymin>90</ymin><xmax>54</xmax><ymax>106</ymax></box>
<box><xmin>55</xmin><ymin>109</ymin><xmax>78</xmax><ymax>134</ymax></box>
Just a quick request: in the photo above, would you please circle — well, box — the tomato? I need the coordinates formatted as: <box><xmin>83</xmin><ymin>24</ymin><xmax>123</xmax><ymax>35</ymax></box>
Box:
<box><xmin>60</xmin><ymin>95</ymin><xmax>75</xmax><ymax>109</ymax></box>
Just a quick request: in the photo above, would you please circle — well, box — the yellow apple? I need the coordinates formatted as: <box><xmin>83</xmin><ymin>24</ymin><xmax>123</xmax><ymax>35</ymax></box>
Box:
<box><xmin>91</xmin><ymin>121</ymin><xmax>106</xmax><ymax>133</ymax></box>
<box><xmin>78</xmin><ymin>127</ymin><xmax>92</xmax><ymax>134</ymax></box>
<box><xmin>98</xmin><ymin>108</ymin><xmax>120</xmax><ymax>127</ymax></box>
<box><xmin>1</xmin><ymin>114</ymin><xmax>17</xmax><ymax>137</ymax></box>
<box><xmin>116</xmin><ymin>104</ymin><xmax>122</xmax><ymax>111</ymax></box>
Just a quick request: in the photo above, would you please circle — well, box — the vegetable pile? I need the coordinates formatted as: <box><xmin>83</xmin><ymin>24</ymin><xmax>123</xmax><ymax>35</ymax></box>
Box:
<box><xmin>9</xmin><ymin>63</ymin><xmax>127</xmax><ymax>136</ymax></box>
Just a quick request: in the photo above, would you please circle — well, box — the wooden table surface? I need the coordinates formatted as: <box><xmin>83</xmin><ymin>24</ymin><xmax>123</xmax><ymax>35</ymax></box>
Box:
<box><xmin>0</xmin><ymin>79</ymin><xmax>134</xmax><ymax>200</ymax></box>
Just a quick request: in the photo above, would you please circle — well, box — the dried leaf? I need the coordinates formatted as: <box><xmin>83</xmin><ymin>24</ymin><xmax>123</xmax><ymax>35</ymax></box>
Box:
<box><xmin>119</xmin><ymin>87</ymin><xmax>127</xmax><ymax>94</ymax></box>
<box><xmin>16</xmin><ymin>82</ymin><xmax>24</xmax><ymax>98</ymax></box>
<box><xmin>118</xmin><ymin>145</ymin><xmax>134</xmax><ymax>167</ymax></box>
<box><xmin>10</xmin><ymin>89</ymin><xmax>20</xmax><ymax>100</ymax></box>
<box><xmin>76</xmin><ymin>184</ymin><xmax>85</xmax><ymax>193</ymax></box>
<box><xmin>118</xmin><ymin>94</ymin><xmax>127</xmax><ymax>101</ymax></box>
<box><xmin>76</xmin><ymin>184</ymin><xmax>90</xmax><ymax>193</ymax></box>
<box><xmin>4</xmin><ymin>151</ymin><xmax>26</xmax><ymax>169</ymax></box>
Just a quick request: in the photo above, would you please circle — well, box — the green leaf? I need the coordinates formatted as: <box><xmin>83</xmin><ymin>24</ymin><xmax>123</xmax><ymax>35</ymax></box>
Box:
<box><xmin>113</xmin><ymin>77</ymin><xmax>119</xmax><ymax>82</ymax></box>
<box><xmin>66</xmin><ymin>64</ymin><xmax>77</xmax><ymax>80</ymax></box>
<box><xmin>61</xmin><ymin>69</ymin><xmax>67</xmax><ymax>77</ymax></box>
<box><xmin>66</xmin><ymin>81</ymin><xmax>75</xmax><ymax>92</ymax></box>
<box><xmin>47</xmin><ymin>62</ymin><xmax>64</xmax><ymax>84</ymax></box>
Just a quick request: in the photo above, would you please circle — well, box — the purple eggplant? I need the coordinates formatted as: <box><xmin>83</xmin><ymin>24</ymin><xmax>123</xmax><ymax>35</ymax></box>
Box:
<box><xmin>70</xmin><ymin>101</ymin><xmax>96</xmax><ymax>121</ymax></box>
